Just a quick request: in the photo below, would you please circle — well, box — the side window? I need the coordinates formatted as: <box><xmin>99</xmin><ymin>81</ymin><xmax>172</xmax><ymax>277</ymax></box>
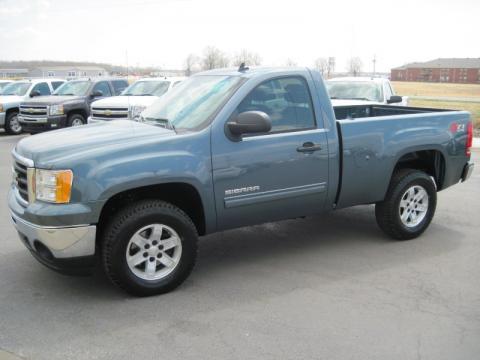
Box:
<box><xmin>236</xmin><ymin>76</ymin><xmax>315</xmax><ymax>133</ymax></box>
<box><xmin>112</xmin><ymin>80</ymin><xmax>128</xmax><ymax>95</ymax></box>
<box><xmin>52</xmin><ymin>81</ymin><xmax>64</xmax><ymax>90</ymax></box>
<box><xmin>31</xmin><ymin>82</ymin><xmax>51</xmax><ymax>96</ymax></box>
<box><xmin>92</xmin><ymin>81</ymin><xmax>112</xmax><ymax>96</ymax></box>
<box><xmin>387</xmin><ymin>83</ymin><xmax>395</xmax><ymax>96</ymax></box>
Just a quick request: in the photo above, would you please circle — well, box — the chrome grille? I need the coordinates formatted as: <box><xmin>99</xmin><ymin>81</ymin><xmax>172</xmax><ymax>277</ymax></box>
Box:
<box><xmin>13</xmin><ymin>161</ymin><xmax>29</xmax><ymax>202</ymax></box>
<box><xmin>12</xmin><ymin>150</ymin><xmax>34</xmax><ymax>206</ymax></box>
<box><xmin>91</xmin><ymin>107</ymin><xmax>129</xmax><ymax>121</ymax></box>
<box><xmin>20</xmin><ymin>105</ymin><xmax>48</xmax><ymax>116</ymax></box>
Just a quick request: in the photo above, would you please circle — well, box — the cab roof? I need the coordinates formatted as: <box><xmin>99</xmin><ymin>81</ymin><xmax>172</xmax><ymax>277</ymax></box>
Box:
<box><xmin>195</xmin><ymin>66</ymin><xmax>310</xmax><ymax>79</ymax></box>
<box><xmin>328</xmin><ymin>76</ymin><xmax>388</xmax><ymax>83</ymax></box>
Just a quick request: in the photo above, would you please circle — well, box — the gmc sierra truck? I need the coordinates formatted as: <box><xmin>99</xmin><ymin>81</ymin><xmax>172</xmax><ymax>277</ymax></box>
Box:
<box><xmin>88</xmin><ymin>77</ymin><xmax>185</xmax><ymax>123</ymax></box>
<box><xmin>9</xmin><ymin>67</ymin><xmax>474</xmax><ymax>296</ymax></box>
<box><xmin>18</xmin><ymin>78</ymin><xmax>128</xmax><ymax>133</ymax></box>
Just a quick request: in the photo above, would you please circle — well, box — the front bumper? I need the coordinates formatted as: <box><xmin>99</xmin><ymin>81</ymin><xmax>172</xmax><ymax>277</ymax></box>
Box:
<box><xmin>18</xmin><ymin>114</ymin><xmax>67</xmax><ymax>133</ymax></box>
<box><xmin>11</xmin><ymin>211</ymin><xmax>96</xmax><ymax>275</ymax></box>
<box><xmin>461</xmin><ymin>162</ymin><xmax>474</xmax><ymax>182</ymax></box>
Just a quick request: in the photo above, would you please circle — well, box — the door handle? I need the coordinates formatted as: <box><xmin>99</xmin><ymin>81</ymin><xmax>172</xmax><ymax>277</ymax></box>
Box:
<box><xmin>297</xmin><ymin>142</ymin><xmax>322</xmax><ymax>153</ymax></box>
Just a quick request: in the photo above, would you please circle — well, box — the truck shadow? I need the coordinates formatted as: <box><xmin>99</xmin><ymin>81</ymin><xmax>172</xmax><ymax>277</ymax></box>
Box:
<box><xmin>4</xmin><ymin>205</ymin><xmax>462</xmax><ymax>302</ymax></box>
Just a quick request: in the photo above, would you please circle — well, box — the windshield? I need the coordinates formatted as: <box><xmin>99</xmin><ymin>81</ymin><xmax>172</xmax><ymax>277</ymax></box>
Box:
<box><xmin>122</xmin><ymin>80</ymin><xmax>170</xmax><ymax>96</ymax></box>
<box><xmin>0</xmin><ymin>82</ymin><xmax>12</xmax><ymax>93</ymax></box>
<box><xmin>53</xmin><ymin>81</ymin><xmax>91</xmax><ymax>96</ymax></box>
<box><xmin>326</xmin><ymin>81</ymin><xmax>383</xmax><ymax>102</ymax></box>
<box><xmin>142</xmin><ymin>75</ymin><xmax>243</xmax><ymax>131</ymax></box>
<box><xmin>1</xmin><ymin>82</ymin><xmax>30</xmax><ymax>96</ymax></box>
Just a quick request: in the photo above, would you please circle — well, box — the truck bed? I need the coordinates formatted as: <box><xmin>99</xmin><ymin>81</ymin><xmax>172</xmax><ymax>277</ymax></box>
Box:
<box><xmin>333</xmin><ymin>104</ymin><xmax>451</xmax><ymax>121</ymax></box>
<box><xmin>333</xmin><ymin>106</ymin><xmax>470</xmax><ymax>209</ymax></box>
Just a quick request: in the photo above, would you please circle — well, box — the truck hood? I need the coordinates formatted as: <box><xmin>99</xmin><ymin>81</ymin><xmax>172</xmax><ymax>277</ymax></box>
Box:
<box><xmin>15</xmin><ymin>120</ymin><xmax>175</xmax><ymax>167</ymax></box>
<box><xmin>92</xmin><ymin>95</ymin><xmax>159</xmax><ymax>108</ymax></box>
<box><xmin>0</xmin><ymin>95</ymin><xmax>24</xmax><ymax>106</ymax></box>
<box><xmin>22</xmin><ymin>95</ymin><xmax>85</xmax><ymax>106</ymax></box>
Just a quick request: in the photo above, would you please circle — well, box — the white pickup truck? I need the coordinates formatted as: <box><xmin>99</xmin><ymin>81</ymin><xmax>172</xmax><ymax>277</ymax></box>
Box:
<box><xmin>0</xmin><ymin>78</ymin><xmax>65</xmax><ymax>134</ymax></box>
<box><xmin>88</xmin><ymin>77</ymin><xmax>185</xmax><ymax>123</ymax></box>
<box><xmin>326</xmin><ymin>77</ymin><xmax>408</xmax><ymax>106</ymax></box>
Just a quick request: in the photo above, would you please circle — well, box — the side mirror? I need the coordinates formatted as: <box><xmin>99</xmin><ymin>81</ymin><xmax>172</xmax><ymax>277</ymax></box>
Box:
<box><xmin>387</xmin><ymin>95</ymin><xmax>403</xmax><ymax>104</ymax></box>
<box><xmin>227</xmin><ymin>111</ymin><xmax>272</xmax><ymax>140</ymax></box>
<box><xmin>91</xmin><ymin>90</ymin><xmax>103</xmax><ymax>98</ymax></box>
<box><xmin>30</xmin><ymin>90</ymin><xmax>41</xmax><ymax>97</ymax></box>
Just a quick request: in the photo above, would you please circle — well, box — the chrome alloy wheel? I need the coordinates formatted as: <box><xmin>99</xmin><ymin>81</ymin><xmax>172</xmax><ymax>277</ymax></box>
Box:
<box><xmin>126</xmin><ymin>224</ymin><xmax>182</xmax><ymax>281</ymax></box>
<box><xmin>71</xmin><ymin>118</ymin><xmax>84</xmax><ymax>126</ymax></box>
<box><xmin>10</xmin><ymin>114</ymin><xmax>22</xmax><ymax>133</ymax></box>
<box><xmin>399</xmin><ymin>185</ymin><xmax>429</xmax><ymax>228</ymax></box>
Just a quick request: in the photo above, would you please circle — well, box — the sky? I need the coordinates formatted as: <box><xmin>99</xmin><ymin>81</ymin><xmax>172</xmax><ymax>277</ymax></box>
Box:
<box><xmin>0</xmin><ymin>0</ymin><xmax>478</xmax><ymax>72</ymax></box>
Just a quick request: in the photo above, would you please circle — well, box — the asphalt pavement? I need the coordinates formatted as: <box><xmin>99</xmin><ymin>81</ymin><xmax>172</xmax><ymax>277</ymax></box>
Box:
<box><xmin>0</xmin><ymin>132</ymin><xmax>479</xmax><ymax>360</ymax></box>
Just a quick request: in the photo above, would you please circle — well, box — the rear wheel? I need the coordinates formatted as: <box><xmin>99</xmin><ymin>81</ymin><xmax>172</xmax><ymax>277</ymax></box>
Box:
<box><xmin>67</xmin><ymin>114</ymin><xmax>85</xmax><ymax>127</ymax></box>
<box><xmin>5</xmin><ymin>111</ymin><xmax>22</xmax><ymax>135</ymax></box>
<box><xmin>102</xmin><ymin>200</ymin><xmax>198</xmax><ymax>296</ymax></box>
<box><xmin>375</xmin><ymin>169</ymin><xmax>437</xmax><ymax>240</ymax></box>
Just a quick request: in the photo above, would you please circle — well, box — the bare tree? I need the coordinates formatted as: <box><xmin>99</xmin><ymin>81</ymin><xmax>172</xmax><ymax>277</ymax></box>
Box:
<box><xmin>285</xmin><ymin>58</ymin><xmax>298</xmax><ymax>67</ymax></box>
<box><xmin>346</xmin><ymin>57</ymin><xmax>363</xmax><ymax>76</ymax></box>
<box><xmin>201</xmin><ymin>46</ymin><xmax>229</xmax><ymax>70</ymax></box>
<box><xmin>327</xmin><ymin>57</ymin><xmax>335</xmax><ymax>78</ymax></box>
<box><xmin>314</xmin><ymin>57</ymin><xmax>328</xmax><ymax>76</ymax></box>
<box><xmin>184</xmin><ymin>53</ymin><xmax>199</xmax><ymax>76</ymax></box>
<box><xmin>232</xmin><ymin>49</ymin><xmax>262</xmax><ymax>67</ymax></box>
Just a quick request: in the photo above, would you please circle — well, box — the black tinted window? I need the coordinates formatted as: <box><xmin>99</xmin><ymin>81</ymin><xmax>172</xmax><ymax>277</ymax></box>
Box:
<box><xmin>31</xmin><ymin>82</ymin><xmax>51</xmax><ymax>96</ymax></box>
<box><xmin>112</xmin><ymin>80</ymin><xmax>128</xmax><ymax>95</ymax></box>
<box><xmin>92</xmin><ymin>81</ymin><xmax>112</xmax><ymax>96</ymax></box>
<box><xmin>52</xmin><ymin>81</ymin><xmax>64</xmax><ymax>90</ymax></box>
<box><xmin>237</xmin><ymin>76</ymin><xmax>315</xmax><ymax>133</ymax></box>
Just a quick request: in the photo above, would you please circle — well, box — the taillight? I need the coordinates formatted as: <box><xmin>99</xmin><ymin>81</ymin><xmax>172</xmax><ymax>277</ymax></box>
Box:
<box><xmin>466</xmin><ymin>121</ymin><xmax>473</xmax><ymax>156</ymax></box>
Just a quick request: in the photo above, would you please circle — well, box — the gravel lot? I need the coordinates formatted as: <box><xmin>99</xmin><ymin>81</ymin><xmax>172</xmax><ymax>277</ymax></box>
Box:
<box><xmin>0</xmin><ymin>132</ymin><xmax>479</xmax><ymax>360</ymax></box>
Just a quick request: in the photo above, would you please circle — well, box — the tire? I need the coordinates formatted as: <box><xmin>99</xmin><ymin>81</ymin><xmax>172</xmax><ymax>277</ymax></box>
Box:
<box><xmin>375</xmin><ymin>169</ymin><xmax>437</xmax><ymax>240</ymax></box>
<box><xmin>67</xmin><ymin>113</ymin><xmax>85</xmax><ymax>127</ymax></box>
<box><xmin>102</xmin><ymin>200</ymin><xmax>198</xmax><ymax>296</ymax></box>
<box><xmin>5</xmin><ymin>111</ymin><xmax>22</xmax><ymax>135</ymax></box>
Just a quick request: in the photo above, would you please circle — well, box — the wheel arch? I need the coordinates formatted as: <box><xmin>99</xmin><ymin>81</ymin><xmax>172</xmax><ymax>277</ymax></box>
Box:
<box><xmin>96</xmin><ymin>182</ymin><xmax>207</xmax><ymax>242</ymax></box>
<box><xmin>390</xmin><ymin>147</ymin><xmax>447</xmax><ymax>191</ymax></box>
<box><xmin>5</xmin><ymin>106</ymin><xmax>19</xmax><ymax>117</ymax></box>
<box><xmin>66</xmin><ymin>108</ymin><xmax>88</xmax><ymax>120</ymax></box>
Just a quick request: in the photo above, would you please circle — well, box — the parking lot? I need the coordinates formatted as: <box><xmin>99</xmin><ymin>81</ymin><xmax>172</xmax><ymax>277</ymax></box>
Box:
<box><xmin>0</xmin><ymin>132</ymin><xmax>479</xmax><ymax>360</ymax></box>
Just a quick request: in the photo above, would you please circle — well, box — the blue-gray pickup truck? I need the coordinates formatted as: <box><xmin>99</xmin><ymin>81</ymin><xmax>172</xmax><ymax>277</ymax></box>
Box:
<box><xmin>9</xmin><ymin>67</ymin><xmax>474</xmax><ymax>296</ymax></box>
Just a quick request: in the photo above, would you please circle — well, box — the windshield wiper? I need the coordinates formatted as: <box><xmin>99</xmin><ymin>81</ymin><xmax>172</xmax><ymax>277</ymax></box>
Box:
<box><xmin>144</xmin><ymin>117</ymin><xmax>176</xmax><ymax>133</ymax></box>
<box><xmin>346</xmin><ymin>97</ymin><xmax>372</xmax><ymax>101</ymax></box>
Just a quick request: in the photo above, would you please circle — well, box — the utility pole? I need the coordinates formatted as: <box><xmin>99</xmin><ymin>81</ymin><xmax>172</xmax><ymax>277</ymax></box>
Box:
<box><xmin>126</xmin><ymin>49</ymin><xmax>129</xmax><ymax>80</ymax></box>
<box><xmin>372</xmin><ymin>54</ymin><xmax>376</xmax><ymax>76</ymax></box>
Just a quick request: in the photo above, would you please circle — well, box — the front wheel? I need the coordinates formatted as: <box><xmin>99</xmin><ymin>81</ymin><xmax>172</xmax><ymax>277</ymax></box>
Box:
<box><xmin>5</xmin><ymin>111</ymin><xmax>22</xmax><ymax>135</ymax></box>
<box><xmin>102</xmin><ymin>200</ymin><xmax>198</xmax><ymax>296</ymax></box>
<box><xmin>67</xmin><ymin>114</ymin><xmax>85</xmax><ymax>127</ymax></box>
<box><xmin>375</xmin><ymin>169</ymin><xmax>437</xmax><ymax>240</ymax></box>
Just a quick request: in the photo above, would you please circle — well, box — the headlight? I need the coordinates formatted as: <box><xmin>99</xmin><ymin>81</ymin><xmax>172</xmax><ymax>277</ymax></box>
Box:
<box><xmin>130</xmin><ymin>105</ymin><xmax>147</xmax><ymax>121</ymax></box>
<box><xmin>35</xmin><ymin>169</ymin><xmax>73</xmax><ymax>204</ymax></box>
<box><xmin>49</xmin><ymin>104</ymin><xmax>64</xmax><ymax>116</ymax></box>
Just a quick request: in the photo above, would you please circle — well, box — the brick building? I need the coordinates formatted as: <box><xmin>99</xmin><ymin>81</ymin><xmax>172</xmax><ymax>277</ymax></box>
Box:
<box><xmin>391</xmin><ymin>58</ymin><xmax>480</xmax><ymax>83</ymax></box>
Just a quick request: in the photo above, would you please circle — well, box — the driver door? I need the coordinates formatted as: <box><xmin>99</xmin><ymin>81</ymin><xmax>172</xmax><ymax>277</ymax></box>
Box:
<box><xmin>211</xmin><ymin>75</ymin><xmax>329</xmax><ymax>230</ymax></box>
